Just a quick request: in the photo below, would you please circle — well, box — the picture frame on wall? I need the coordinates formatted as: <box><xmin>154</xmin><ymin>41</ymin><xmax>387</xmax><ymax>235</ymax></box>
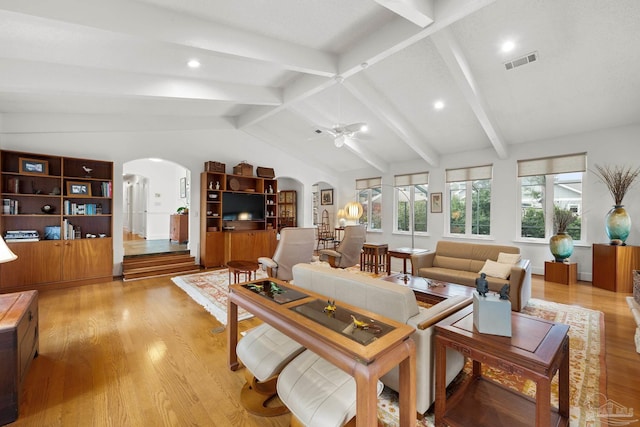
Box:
<box><xmin>430</xmin><ymin>192</ymin><xmax>442</xmax><ymax>213</ymax></box>
<box><xmin>66</xmin><ymin>181</ymin><xmax>91</xmax><ymax>196</ymax></box>
<box><xmin>321</xmin><ymin>189</ymin><xmax>333</xmax><ymax>205</ymax></box>
<box><xmin>19</xmin><ymin>157</ymin><xmax>49</xmax><ymax>175</ymax></box>
<box><xmin>180</xmin><ymin>177</ymin><xmax>187</xmax><ymax>198</ymax></box>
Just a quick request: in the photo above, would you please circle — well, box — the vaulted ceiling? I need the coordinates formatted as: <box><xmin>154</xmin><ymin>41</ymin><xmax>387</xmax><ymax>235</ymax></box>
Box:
<box><xmin>1</xmin><ymin>0</ymin><xmax>639</xmax><ymax>173</ymax></box>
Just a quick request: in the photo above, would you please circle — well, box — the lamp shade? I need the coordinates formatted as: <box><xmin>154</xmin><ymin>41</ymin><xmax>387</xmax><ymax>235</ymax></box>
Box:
<box><xmin>345</xmin><ymin>202</ymin><xmax>363</xmax><ymax>220</ymax></box>
<box><xmin>0</xmin><ymin>237</ymin><xmax>17</xmax><ymax>263</ymax></box>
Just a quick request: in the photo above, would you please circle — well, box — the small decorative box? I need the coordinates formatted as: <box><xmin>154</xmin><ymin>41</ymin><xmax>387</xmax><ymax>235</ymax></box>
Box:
<box><xmin>204</xmin><ymin>161</ymin><xmax>225</xmax><ymax>173</ymax></box>
<box><xmin>257</xmin><ymin>167</ymin><xmax>275</xmax><ymax>178</ymax></box>
<box><xmin>233</xmin><ymin>162</ymin><xmax>253</xmax><ymax>176</ymax></box>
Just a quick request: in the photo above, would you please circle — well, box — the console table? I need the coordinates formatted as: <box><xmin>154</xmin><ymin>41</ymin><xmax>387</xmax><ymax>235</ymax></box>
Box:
<box><xmin>227</xmin><ymin>279</ymin><xmax>416</xmax><ymax>427</ymax></box>
<box><xmin>434</xmin><ymin>305</ymin><xmax>569</xmax><ymax>427</ymax></box>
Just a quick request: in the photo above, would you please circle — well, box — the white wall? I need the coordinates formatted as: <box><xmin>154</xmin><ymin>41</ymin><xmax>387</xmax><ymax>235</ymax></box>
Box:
<box><xmin>0</xmin><ymin>125</ymin><xmax>334</xmax><ymax>275</ymax></box>
<box><xmin>337</xmin><ymin>124</ymin><xmax>640</xmax><ymax>281</ymax></box>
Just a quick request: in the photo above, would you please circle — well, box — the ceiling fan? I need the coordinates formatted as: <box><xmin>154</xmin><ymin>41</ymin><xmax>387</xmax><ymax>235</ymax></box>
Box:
<box><xmin>314</xmin><ymin>122</ymin><xmax>369</xmax><ymax>147</ymax></box>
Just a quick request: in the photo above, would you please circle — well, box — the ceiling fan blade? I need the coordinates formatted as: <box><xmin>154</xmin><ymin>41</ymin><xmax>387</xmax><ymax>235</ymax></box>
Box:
<box><xmin>344</xmin><ymin>122</ymin><xmax>368</xmax><ymax>133</ymax></box>
<box><xmin>313</xmin><ymin>126</ymin><xmax>339</xmax><ymax>138</ymax></box>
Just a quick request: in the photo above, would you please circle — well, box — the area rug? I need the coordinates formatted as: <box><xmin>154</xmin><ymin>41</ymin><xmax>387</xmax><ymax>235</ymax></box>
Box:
<box><xmin>377</xmin><ymin>298</ymin><xmax>606</xmax><ymax>427</ymax></box>
<box><xmin>171</xmin><ymin>268</ymin><xmax>268</xmax><ymax>325</ymax></box>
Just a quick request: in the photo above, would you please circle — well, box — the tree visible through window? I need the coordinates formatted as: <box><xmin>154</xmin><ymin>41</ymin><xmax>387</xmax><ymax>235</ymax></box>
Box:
<box><xmin>446</xmin><ymin>165</ymin><xmax>492</xmax><ymax>237</ymax></box>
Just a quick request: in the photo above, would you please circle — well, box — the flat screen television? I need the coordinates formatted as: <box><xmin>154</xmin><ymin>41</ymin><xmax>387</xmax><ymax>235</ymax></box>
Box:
<box><xmin>222</xmin><ymin>192</ymin><xmax>265</xmax><ymax>221</ymax></box>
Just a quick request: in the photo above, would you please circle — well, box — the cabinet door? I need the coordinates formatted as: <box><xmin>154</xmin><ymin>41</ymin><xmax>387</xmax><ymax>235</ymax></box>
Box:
<box><xmin>0</xmin><ymin>241</ymin><xmax>63</xmax><ymax>287</ymax></box>
<box><xmin>202</xmin><ymin>232</ymin><xmax>224</xmax><ymax>268</ymax></box>
<box><xmin>227</xmin><ymin>230</ymin><xmax>276</xmax><ymax>262</ymax></box>
<box><xmin>62</xmin><ymin>238</ymin><xmax>113</xmax><ymax>281</ymax></box>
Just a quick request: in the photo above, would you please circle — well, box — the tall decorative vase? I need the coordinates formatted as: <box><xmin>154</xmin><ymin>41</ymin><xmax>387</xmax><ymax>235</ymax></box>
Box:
<box><xmin>605</xmin><ymin>205</ymin><xmax>631</xmax><ymax>245</ymax></box>
<box><xmin>549</xmin><ymin>232</ymin><xmax>573</xmax><ymax>262</ymax></box>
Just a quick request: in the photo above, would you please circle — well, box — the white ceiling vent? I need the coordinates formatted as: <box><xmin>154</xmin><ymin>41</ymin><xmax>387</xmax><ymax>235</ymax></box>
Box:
<box><xmin>504</xmin><ymin>52</ymin><xmax>538</xmax><ymax>70</ymax></box>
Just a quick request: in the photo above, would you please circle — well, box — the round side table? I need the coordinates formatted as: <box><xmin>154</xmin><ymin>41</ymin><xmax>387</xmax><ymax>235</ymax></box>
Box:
<box><xmin>227</xmin><ymin>260</ymin><xmax>260</xmax><ymax>284</ymax></box>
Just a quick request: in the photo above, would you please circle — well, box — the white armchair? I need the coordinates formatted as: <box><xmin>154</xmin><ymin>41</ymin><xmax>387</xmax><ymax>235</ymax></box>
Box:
<box><xmin>257</xmin><ymin>227</ymin><xmax>315</xmax><ymax>281</ymax></box>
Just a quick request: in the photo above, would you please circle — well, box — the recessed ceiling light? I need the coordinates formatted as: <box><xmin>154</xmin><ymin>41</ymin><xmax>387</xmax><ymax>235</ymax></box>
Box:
<box><xmin>187</xmin><ymin>59</ymin><xmax>200</xmax><ymax>68</ymax></box>
<box><xmin>434</xmin><ymin>100</ymin><xmax>445</xmax><ymax>110</ymax></box>
<box><xmin>501</xmin><ymin>40</ymin><xmax>515</xmax><ymax>53</ymax></box>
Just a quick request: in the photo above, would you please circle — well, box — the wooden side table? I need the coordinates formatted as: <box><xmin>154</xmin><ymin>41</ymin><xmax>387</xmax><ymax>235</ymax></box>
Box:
<box><xmin>435</xmin><ymin>305</ymin><xmax>569</xmax><ymax>427</ymax></box>
<box><xmin>226</xmin><ymin>260</ymin><xmax>259</xmax><ymax>284</ymax></box>
<box><xmin>360</xmin><ymin>243</ymin><xmax>388</xmax><ymax>274</ymax></box>
<box><xmin>544</xmin><ymin>261</ymin><xmax>577</xmax><ymax>285</ymax></box>
<box><xmin>387</xmin><ymin>247</ymin><xmax>429</xmax><ymax>275</ymax></box>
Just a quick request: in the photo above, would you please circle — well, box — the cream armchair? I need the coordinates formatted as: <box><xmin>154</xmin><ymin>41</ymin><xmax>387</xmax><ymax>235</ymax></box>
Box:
<box><xmin>318</xmin><ymin>225</ymin><xmax>366</xmax><ymax>268</ymax></box>
<box><xmin>258</xmin><ymin>227</ymin><xmax>315</xmax><ymax>281</ymax></box>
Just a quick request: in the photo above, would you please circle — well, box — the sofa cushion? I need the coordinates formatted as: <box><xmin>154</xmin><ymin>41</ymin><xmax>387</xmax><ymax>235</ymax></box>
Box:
<box><xmin>497</xmin><ymin>252</ymin><xmax>521</xmax><ymax>264</ymax></box>
<box><xmin>479</xmin><ymin>259</ymin><xmax>512</xmax><ymax>279</ymax></box>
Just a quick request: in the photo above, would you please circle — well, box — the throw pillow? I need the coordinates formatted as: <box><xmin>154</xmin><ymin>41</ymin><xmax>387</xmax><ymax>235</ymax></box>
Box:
<box><xmin>480</xmin><ymin>259</ymin><xmax>512</xmax><ymax>279</ymax></box>
<box><xmin>497</xmin><ymin>252</ymin><xmax>521</xmax><ymax>265</ymax></box>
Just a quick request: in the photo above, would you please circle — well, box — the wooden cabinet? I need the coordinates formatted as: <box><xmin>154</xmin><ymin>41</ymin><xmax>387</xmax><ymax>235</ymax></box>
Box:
<box><xmin>170</xmin><ymin>214</ymin><xmax>188</xmax><ymax>243</ymax></box>
<box><xmin>278</xmin><ymin>190</ymin><xmax>296</xmax><ymax>230</ymax></box>
<box><xmin>0</xmin><ymin>150</ymin><xmax>113</xmax><ymax>292</ymax></box>
<box><xmin>0</xmin><ymin>290</ymin><xmax>38</xmax><ymax>425</ymax></box>
<box><xmin>592</xmin><ymin>243</ymin><xmax>640</xmax><ymax>292</ymax></box>
<box><xmin>199</xmin><ymin>170</ymin><xmax>278</xmax><ymax>267</ymax></box>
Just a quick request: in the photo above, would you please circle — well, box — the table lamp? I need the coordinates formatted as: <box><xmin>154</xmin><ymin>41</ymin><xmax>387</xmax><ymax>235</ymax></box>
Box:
<box><xmin>0</xmin><ymin>236</ymin><xmax>17</xmax><ymax>264</ymax></box>
<box><xmin>344</xmin><ymin>202</ymin><xmax>363</xmax><ymax>223</ymax></box>
<box><xmin>337</xmin><ymin>209</ymin><xmax>347</xmax><ymax>227</ymax></box>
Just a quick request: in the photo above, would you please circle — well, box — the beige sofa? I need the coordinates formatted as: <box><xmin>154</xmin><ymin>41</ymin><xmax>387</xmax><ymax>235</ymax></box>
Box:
<box><xmin>410</xmin><ymin>241</ymin><xmax>531</xmax><ymax>311</ymax></box>
<box><xmin>290</xmin><ymin>263</ymin><xmax>470</xmax><ymax>415</ymax></box>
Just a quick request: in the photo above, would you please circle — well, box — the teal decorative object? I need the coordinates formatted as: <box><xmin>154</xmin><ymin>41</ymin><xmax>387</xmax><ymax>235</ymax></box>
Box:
<box><xmin>605</xmin><ymin>205</ymin><xmax>631</xmax><ymax>244</ymax></box>
<box><xmin>549</xmin><ymin>232</ymin><xmax>574</xmax><ymax>262</ymax></box>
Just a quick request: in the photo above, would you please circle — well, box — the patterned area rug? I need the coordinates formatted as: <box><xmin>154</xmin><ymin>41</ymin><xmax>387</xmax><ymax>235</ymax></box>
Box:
<box><xmin>172</xmin><ymin>266</ymin><xmax>606</xmax><ymax>426</ymax></box>
<box><xmin>377</xmin><ymin>298</ymin><xmax>606</xmax><ymax>427</ymax></box>
<box><xmin>171</xmin><ymin>268</ymin><xmax>268</xmax><ymax>324</ymax></box>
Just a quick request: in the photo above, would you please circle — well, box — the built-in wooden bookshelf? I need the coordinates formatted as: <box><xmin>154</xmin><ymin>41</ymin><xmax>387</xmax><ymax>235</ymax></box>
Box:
<box><xmin>0</xmin><ymin>150</ymin><xmax>113</xmax><ymax>292</ymax></box>
<box><xmin>200</xmin><ymin>171</ymin><xmax>277</xmax><ymax>268</ymax></box>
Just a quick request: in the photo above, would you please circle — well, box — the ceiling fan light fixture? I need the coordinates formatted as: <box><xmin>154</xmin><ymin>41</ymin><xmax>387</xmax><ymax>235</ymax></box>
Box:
<box><xmin>360</xmin><ymin>124</ymin><xmax>368</xmax><ymax>132</ymax></box>
<box><xmin>334</xmin><ymin>135</ymin><xmax>346</xmax><ymax>148</ymax></box>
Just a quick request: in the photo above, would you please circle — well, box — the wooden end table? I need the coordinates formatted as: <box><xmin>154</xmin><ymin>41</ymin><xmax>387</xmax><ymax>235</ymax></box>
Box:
<box><xmin>226</xmin><ymin>260</ymin><xmax>259</xmax><ymax>284</ymax></box>
<box><xmin>434</xmin><ymin>305</ymin><xmax>570</xmax><ymax>427</ymax></box>
<box><xmin>544</xmin><ymin>261</ymin><xmax>577</xmax><ymax>285</ymax></box>
<box><xmin>386</xmin><ymin>247</ymin><xmax>429</xmax><ymax>275</ymax></box>
<box><xmin>360</xmin><ymin>243</ymin><xmax>388</xmax><ymax>274</ymax></box>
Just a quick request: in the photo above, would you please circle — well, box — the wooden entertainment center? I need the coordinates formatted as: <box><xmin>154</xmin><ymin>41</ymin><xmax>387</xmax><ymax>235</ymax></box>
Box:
<box><xmin>199</xmin><ymin>168</ymin><xmax>278</xmax><ymax>268</ymax></box>
<box><xmin>0</xmin><ymin>150</ymin><xmax>113</xmax><ymax>292</ymax></box>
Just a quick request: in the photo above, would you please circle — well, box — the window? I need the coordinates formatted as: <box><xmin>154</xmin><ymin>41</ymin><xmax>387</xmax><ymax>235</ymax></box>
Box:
<box><xmin>394</xmin><ymin>173</ymin><xmax>429</xmax><ymax>234</ymax></box>
<box><xmin>518</xmin><ymin>153</ymin><xmax>585</xmax><ymax>241</ymax></box>
<box><xmin>445</xmin><ymin>165</ymin><xmax>492</xmax><ymax>236</ymax></box>
<box><xmin>356</xmin><ymin>177</ymin><xmax>382</xmax><ymax>230</ymax></box>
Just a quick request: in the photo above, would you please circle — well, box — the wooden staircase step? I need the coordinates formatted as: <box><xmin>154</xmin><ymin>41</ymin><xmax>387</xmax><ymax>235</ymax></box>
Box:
<box><xmin>123</xmin><ymin>253</ymin><xmax>193</xmax><ymax>269</ymax></box>
<box><xmin>122</xmin><ymin>252</ymin><xmax>200</xmax><ymax>281</ymax></box>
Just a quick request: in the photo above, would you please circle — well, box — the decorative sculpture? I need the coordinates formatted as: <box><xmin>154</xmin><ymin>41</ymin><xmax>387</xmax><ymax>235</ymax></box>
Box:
<box><xmin>499</xmin><ymin>284</ymin><xmax>511</xmax><ymax>300</ymax></box>
<box><xmin>475</xmin><ymin>272</ymin><xmax>489</xmax><ymax>297</ymax></box>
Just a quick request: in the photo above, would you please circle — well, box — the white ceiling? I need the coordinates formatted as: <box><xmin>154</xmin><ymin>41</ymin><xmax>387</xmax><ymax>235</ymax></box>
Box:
<box><xmin>1</xmin><ymin>0</ymin><xmax>639</xmax><ymax>173</ymax></box>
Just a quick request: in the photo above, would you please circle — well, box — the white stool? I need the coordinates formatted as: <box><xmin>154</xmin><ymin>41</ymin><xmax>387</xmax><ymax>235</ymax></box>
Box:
<box><xmin>236</xmin><ymin>323</ymin><xmax>305</xmax><ymax>416</ymax></box>
<box><xmin>277</xmin><ymin>350</ymin><xmax>384</xmax><ymax>427</ymax></box>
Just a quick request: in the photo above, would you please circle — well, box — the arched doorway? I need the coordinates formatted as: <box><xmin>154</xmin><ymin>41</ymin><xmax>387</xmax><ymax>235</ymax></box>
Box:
<box><xmin>122</xmin><ymin>158</ymin><xmax>191</xmax><ymax>256</ymax></box>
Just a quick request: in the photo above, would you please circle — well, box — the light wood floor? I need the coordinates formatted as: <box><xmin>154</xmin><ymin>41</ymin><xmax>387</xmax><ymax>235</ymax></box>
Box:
<box><xmin>11</xmin><ymin>275</ymin><xmax>640</xmax><ymax>426</ymax></box>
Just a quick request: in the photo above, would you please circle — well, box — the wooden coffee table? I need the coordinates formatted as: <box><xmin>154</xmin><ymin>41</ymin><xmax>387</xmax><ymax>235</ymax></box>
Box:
<box><xmin>434</xmin><ymin>305</ymin><xmax>570</xmax><ymax>427</ymax></box>
<box><xmin>226</xmin><ymin>260</ymin><xmax>259</xmax><ymax>284</ymax></box>
<box><xmin>383</xmin><ymin>273</ymin><xmax>474</xmax><ymax>306</ymax></box>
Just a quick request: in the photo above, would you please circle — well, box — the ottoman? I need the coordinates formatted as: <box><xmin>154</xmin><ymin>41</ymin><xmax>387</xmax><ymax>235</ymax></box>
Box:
<box><xmin>236</xmin><ymin>323</ymin><xmax>305</xmax><ymax>416</ymax></box>
<box><xmin>277</xmin><ymin>350</ymin><xmax>384</xmax><ymax>427</ymax></box>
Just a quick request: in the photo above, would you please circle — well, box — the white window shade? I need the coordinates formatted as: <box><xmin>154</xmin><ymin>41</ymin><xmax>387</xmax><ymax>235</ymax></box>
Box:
<box><xmin>517</xmin><ymin>153</ymin><xmax>586</xmax><ymax>177</ymax></box>
<box><xmin>356</xmin><ymin>177</ymin><xmax>382</xmax><ymax>190</ymax></box>
<box><xmin>446</xmin><ymin>165</ymin><xmax>493</xmax><ymax>183</ymax></box>
<box><xmin>394</xmin><ymin>172</ymin><xmax>429</xmax><ymax>186</ymax></box>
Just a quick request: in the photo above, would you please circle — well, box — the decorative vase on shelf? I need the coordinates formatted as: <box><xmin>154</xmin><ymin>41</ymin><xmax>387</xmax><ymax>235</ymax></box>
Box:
<box><xmin>549</xmin><ymin>232</ymin><xmax>573</xmax><ymax>262</ymax></box>
<box><xmin>605</xmin><ymin>205</ymin><xmax>631</xmax><ymax>245</ymax></box>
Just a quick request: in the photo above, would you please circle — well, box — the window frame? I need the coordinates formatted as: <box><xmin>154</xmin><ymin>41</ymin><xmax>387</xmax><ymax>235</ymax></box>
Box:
<box><xmin>393</xmin><ymin>184</ymin><xmax>429</xmax><ymax>235</ymax></box>
<box><xmin>445</xmin><ymin>165</ymin><xmax>493</xmax><ymax>238</ymax></box>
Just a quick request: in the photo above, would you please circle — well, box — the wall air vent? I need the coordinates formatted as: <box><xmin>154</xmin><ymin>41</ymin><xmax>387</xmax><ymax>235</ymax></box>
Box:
<box><xmin>504</xmin><ymin>51</ymin><xmax>538</xmax><ymax>70</ymax></box>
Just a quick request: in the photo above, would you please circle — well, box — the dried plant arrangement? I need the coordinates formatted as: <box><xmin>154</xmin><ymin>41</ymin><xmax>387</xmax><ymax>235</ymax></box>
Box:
<box><xmin>553</xmin><ymin>206</ymin><xmax>577</xmax><ymax>233</ymax></box>
<box><xmin>593</xmin><ymin>164</ymin><xmax>640</xmax><ymax>205</ymax></box>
